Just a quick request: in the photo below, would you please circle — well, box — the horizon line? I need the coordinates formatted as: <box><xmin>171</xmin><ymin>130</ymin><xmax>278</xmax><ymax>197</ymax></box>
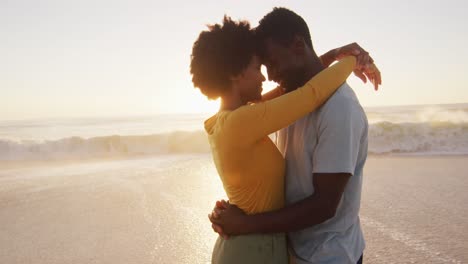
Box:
<box><xmin>1</xmin><ymin>101</ymin><xmax>467</xmax><ymax>123</ymax></box>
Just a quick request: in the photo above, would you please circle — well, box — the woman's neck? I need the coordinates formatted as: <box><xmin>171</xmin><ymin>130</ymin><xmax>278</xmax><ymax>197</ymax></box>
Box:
<box><xmin>220</xmin><ymin>96</ymin><xmax>244</xmax><ymax>111</ymax></box>
<box><xmin>219</xmin><ymin>90</ymin><xmax>245</xmax><ymax>111</ymax></box>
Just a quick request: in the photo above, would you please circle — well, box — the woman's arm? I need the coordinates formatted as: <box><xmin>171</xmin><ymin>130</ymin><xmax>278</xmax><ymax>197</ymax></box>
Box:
<box><xmin>320</xmin><ymin>43</ymin><xmax>382</xmax><ymax>90</ymax></box>
<box><xmin>259</xmin><ymin>43</ymin><xmax>379</xmax><ymax>102</ymax></box>
<box><xmin>319</xmin><ymin>49</ymin><xmax>339</xmax><ymax>68</ymax></box>
<box><xmin>226</xmin><ymin>56</ymin><xmax>356</xmax><ymax>146</ymax></box>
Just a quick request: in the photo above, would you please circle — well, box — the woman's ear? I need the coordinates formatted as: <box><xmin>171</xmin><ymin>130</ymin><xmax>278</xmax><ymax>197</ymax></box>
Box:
<box><xmin>229</xmin><ymin>70</ymin><xmax>244</xmax><ymax>83</ymax></box>
<box><xmin>229</xmin><ymin>73</ymin><xmax>241</xmax><ymax>90</ymax></box>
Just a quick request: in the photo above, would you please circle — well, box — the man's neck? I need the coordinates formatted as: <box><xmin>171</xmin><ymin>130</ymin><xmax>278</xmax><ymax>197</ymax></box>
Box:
<box><xmin>286</xmin><ymin>54</ymin><xmax>325</xmax><ymax>93</ymax></box>
<box><xmin>302</xmin><ymin>55</ymin><xmax>325</xmax><ymax>87</ymax></box>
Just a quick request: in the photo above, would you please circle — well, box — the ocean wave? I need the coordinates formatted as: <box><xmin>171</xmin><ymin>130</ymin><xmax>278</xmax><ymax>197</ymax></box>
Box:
<box><xmin>368</xmin><ymin>121</ymin><xmax>468</xmax><ymax>155</ymax></box>
<box><xmin>1</xmin><ymin>121</ymin><xmax>467</xmax><ymax>160</ymax></box>
<box><xmin>0</xmin><ymin>131</ymin><xmax>210</xmax><ymax>161</ymax></box>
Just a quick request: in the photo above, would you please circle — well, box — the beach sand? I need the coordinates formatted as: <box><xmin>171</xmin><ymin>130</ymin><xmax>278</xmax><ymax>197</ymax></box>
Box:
<box><xmin>0</xmin><ymin>155</ymin><xmax>467</xmax><ymax>263</ymax></box>
<box><xmin>361</xmin><ymin>156</ymin><xmax>468</xmax><ymax>263</ymax></box>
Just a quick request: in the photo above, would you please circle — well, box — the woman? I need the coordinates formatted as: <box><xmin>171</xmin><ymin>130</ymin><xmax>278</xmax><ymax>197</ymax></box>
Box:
<box><xmin>190</xmin><ymin>17</ymin><xmax>375</xmax><ymax>264</ymax></box>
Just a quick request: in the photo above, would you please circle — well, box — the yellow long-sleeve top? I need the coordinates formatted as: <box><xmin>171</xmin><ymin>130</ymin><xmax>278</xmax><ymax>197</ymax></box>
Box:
<box><xmin>204</xmin><ymin>56</ymin><xmax>356</xmax><ymax>214</ymax></box>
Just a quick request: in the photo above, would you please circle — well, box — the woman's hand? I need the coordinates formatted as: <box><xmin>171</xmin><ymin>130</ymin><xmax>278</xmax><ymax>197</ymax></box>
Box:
<box><xmin>333</xmin><ymin>42</ymin><xmax>382</xmax><ymax>90</ymax></box>
<box><xmin>354</xmin><ymin>63</ymin><xmax>381</xmax><ymax>91</ymax></box>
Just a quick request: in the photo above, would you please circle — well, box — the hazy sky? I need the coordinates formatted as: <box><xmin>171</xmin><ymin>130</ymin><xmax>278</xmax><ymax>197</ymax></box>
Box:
<box><xmin>2</xmin><ymin>0</ymin><xmax>467</xmax><ymax>120</ymax></box>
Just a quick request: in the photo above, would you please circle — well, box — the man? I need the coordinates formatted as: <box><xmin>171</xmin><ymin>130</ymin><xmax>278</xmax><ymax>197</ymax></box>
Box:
<box><xmin>209</xmin><ymin>7</ymin><xmax>381</xmax><ymax>264</ymax></box>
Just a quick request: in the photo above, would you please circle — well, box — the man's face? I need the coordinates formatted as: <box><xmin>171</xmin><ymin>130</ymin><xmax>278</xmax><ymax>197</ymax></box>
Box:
<box><xmin>262</xmin><ymin>38</ymin><xmax>306</xmax><ymax>92</ymax></box>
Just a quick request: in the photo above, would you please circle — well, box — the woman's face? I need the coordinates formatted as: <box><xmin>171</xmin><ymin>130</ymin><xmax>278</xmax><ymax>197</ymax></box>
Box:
<box><xmin>235</xmin><ymin>55</ymin><xmax>266</xmax><ymax>103</ymax></box>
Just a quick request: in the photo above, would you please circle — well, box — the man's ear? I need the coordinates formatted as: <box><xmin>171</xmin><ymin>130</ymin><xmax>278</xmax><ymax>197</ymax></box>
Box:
<box><xmin>291</xmin><ymin>35</ymin><xmax>306</xmax><ymax>55</ymax></box>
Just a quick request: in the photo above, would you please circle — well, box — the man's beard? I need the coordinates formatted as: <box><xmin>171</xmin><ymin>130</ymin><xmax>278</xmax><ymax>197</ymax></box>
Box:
<box><xmin>281</xmin><ymin>66</ymin><xmax>308</xmax><ymax>93</ymax></box>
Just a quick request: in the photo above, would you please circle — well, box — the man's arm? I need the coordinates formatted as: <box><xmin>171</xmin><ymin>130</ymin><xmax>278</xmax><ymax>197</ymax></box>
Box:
<box><xmin>210</xmin><ymin>172</ymin><xmax>350</xmax><ymax>235</ymax></box>
<box><xmin>247</xmin><ymin>172</ymin><xmax>350</xmax><ymax>233</ymax></box>
<box><xmin>210</xmin><ymin>97</ymin><xmax>364</xmax><ymax>236</ymax></box>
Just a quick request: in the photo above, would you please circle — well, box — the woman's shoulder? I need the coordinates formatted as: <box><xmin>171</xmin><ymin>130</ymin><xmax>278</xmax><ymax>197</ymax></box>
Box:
<box><xmin>204</xmin><ymin>110</ymin><xmax>234</xmax><ymax>134</ymax></box>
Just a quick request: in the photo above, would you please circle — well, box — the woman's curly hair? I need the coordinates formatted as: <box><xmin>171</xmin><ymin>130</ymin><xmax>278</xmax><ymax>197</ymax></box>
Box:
<box><xmin>190</xmin><ymin>16</ymin><xmax>257</xmax><ymax>100</ymax></box>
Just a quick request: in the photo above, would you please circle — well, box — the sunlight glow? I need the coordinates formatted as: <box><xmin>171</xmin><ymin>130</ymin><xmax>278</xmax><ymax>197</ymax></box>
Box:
<box><xmin>1</xmin><ymin>0</ymin><xmax>467</xmax><ymax>120</ymax></box>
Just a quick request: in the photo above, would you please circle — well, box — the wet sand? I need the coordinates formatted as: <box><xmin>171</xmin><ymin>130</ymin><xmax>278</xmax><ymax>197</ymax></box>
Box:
<box><xmin>0</xmin><ymin>155</ymin><xmax>466</xmax><ymax>263</ymax></box>
<box><xmin>361</xmin><ymin>156</ymin><xmax>468</xmax><ymax>263</ymax></box>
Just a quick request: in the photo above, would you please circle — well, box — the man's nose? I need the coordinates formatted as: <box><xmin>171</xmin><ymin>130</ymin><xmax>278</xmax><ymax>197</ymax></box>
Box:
<box><xmin>267</xmin><ymin>67</ymin><xmax>277</xmax><ymax>82</ymax></box>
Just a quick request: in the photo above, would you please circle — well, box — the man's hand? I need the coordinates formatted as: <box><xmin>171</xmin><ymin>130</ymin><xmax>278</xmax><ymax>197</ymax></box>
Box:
<box><xmin>333</xmin><ymin>42</ymin><xmax>382</xmax><ymax>91</ymax></box>
<box><xmin>208</xmin><ymin>200</ymin><xmax>249</xmax><ymax>237</ymax></box>
<box><xmin>208</xmin><ymin>200</ymin><xmax>229</xmax><ymax>239</ymax></box>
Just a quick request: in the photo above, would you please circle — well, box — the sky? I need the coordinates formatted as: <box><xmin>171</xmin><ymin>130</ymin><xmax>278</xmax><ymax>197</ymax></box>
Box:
<box><xmin>1</xmin><ymin>0</ymin><xmax>467</xmax><ymax>120</ymax></box>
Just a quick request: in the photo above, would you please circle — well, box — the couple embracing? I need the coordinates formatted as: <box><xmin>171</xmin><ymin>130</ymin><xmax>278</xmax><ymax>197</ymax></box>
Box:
<box><xmin>190</xmin><ymin>7</ymin><xmax>381</xmax><ymax>264</ymax></box>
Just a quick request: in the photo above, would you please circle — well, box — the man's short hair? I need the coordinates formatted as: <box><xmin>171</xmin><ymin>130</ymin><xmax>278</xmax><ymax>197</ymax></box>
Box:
<box><xmin>190</xmin><ymin>16</ymin><xmax>256</xmax><ymax>100</ymax></box>
<box><xmin>255</xmin><ymin>7</ymin><xmax>313</xmax><ymax>59</ymax></box>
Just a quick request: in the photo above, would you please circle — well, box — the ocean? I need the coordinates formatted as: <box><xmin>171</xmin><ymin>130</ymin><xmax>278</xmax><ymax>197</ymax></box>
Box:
<box><xmin>1</xmin><ymin>103</ymin><xmax>467</xmax><ymax>161</ymax></box>
<box><xmin>1</xmin><ymin>104</ymin><xmax>467</xmax><ymax>263</ymax></box>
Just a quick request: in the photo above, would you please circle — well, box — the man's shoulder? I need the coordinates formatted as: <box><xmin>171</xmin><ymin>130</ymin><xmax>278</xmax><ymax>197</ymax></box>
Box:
<box><xmin>298</xmin><ymin>83</ymin><xmax>364</xmax><ymax>131</ymax></box>
<box><xmin>324</xmin><ymin>82</ymin><xmax>358</xmax><ymax>106</ymax></box>
<box><xmin>314</xmin><ymin>83</ymin><xmax>367</xmax><ymax>129</ymax></box>
<box><xmin>320</xmin><ymin>83</ymin><xmax>363</xmax><ymax>116</ymax></box>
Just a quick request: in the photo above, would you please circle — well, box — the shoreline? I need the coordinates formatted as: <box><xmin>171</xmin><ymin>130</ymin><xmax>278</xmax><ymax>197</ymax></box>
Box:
<box><xmin>0</xmin><ymin>153</ymin><xmax>212</xmax><ymax>171</ymax></box>
<box><xmin>0</xmin><ymin>153</ymin><xmax>467</xmax><ymax>170</ymax></box>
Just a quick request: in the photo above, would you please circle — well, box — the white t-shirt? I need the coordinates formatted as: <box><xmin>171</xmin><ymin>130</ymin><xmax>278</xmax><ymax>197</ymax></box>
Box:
<box><xmin>276</xmin><ymin>83</ymin><xmax>368</xmax><ymax>264</ymax></box>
